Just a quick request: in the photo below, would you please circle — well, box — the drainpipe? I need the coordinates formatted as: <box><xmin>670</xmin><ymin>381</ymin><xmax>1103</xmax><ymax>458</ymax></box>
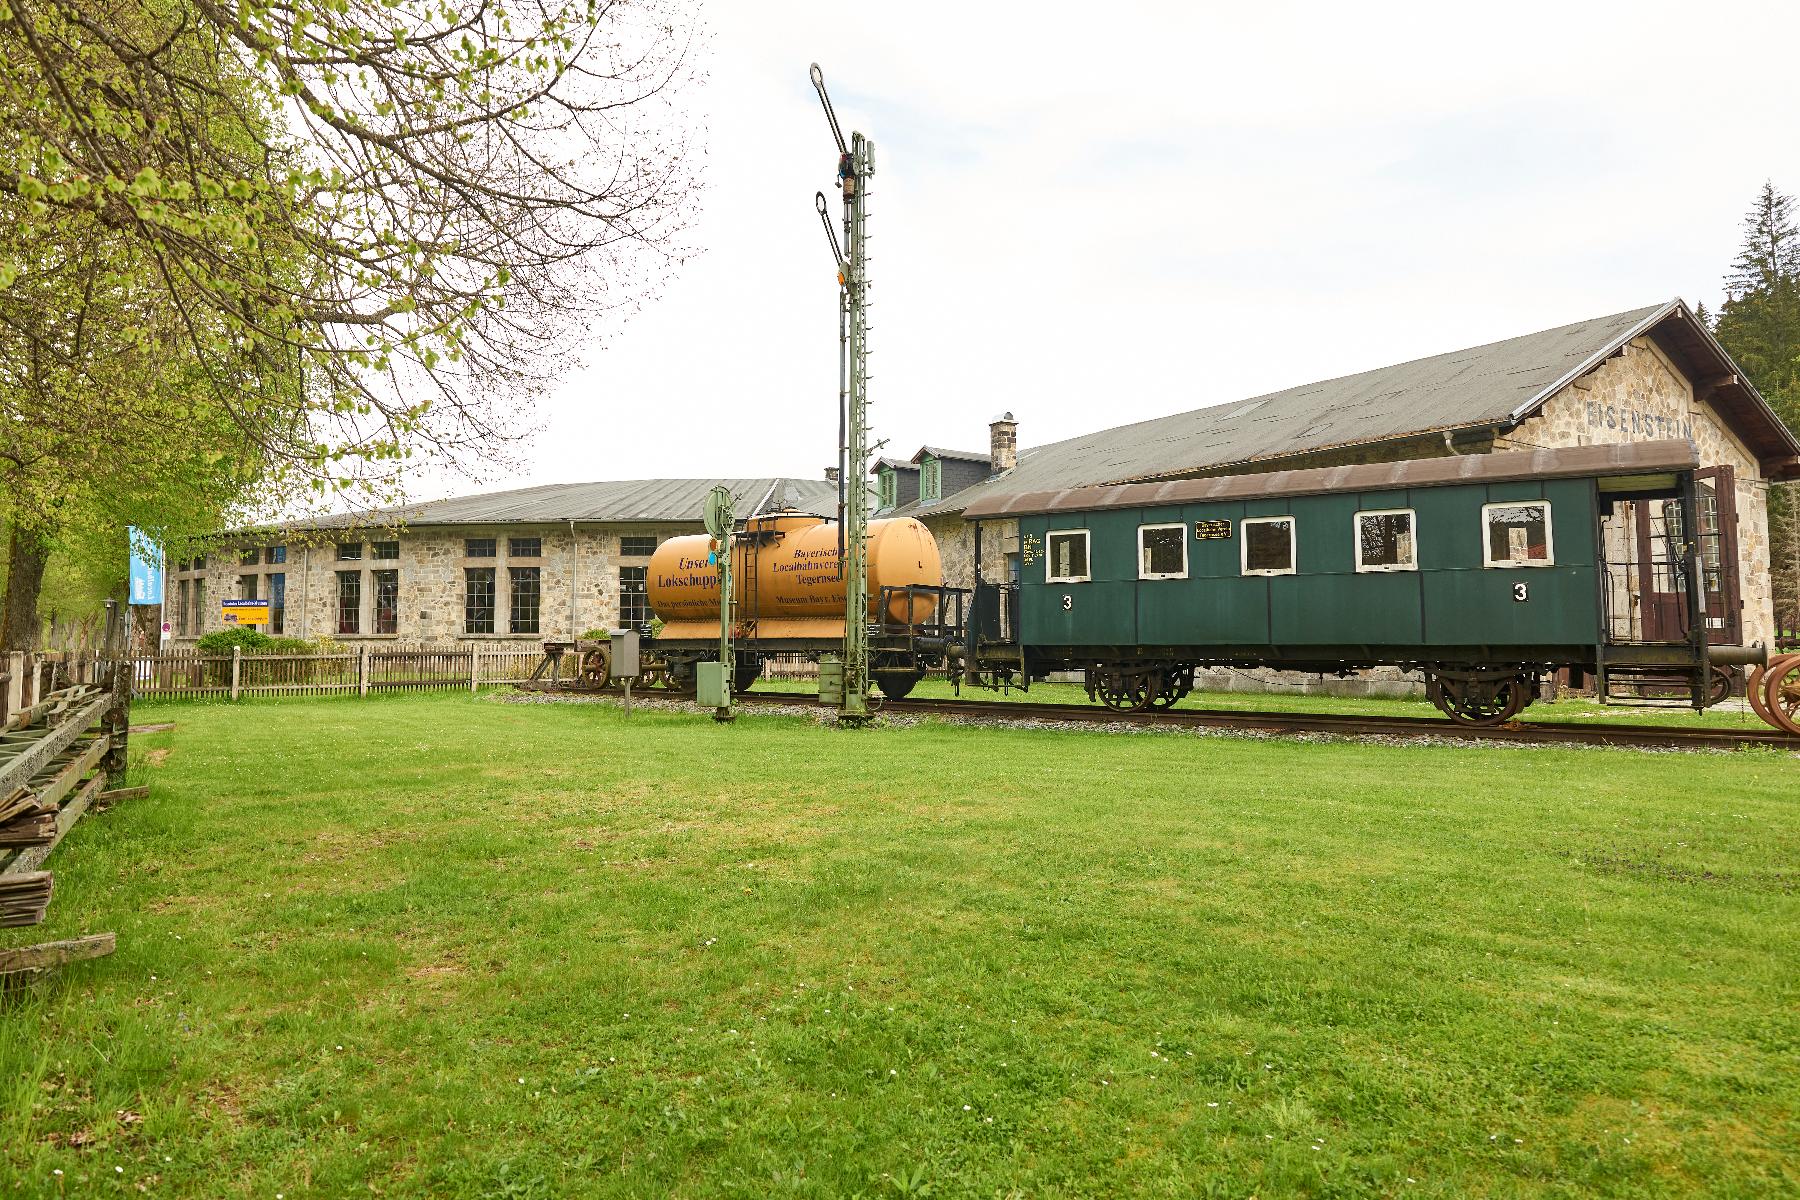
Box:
<box><xmin>568</xmin><ymin>519</ymin><xmax>579</xmax><ymax>639</ymax></box>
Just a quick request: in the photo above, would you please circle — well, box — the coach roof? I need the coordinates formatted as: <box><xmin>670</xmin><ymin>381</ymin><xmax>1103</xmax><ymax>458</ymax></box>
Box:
<box><xmin>962</xmin><ymin>439</ymin><xmax>1701</xmax><ymax>518</ymax></box>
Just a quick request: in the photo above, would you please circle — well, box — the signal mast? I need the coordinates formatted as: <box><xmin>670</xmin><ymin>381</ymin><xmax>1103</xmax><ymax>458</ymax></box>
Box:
<box><xmin>810</xmin><ymin>63</ymin><xmax>873</xmax><ymax>723</ymax></box>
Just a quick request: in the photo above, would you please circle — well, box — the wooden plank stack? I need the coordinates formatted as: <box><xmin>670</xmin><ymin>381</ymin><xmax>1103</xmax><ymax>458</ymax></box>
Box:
<box><xmin>0</xmin><ymin>786</ymin><xmax>55</xmax><ymax>848</ymax></box>
<box><xmin>0</xmin><ymin>871</ymin><xmax>53</xmax><ymax>927</ymax></box>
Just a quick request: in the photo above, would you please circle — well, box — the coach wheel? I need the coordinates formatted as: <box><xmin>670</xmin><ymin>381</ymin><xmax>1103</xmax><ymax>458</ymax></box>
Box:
<box><xmin>1095</xmin><ymin>669</ymin><xmax>1151</xmax><ymax>712</ymax></box>
<box><xmin>1430</xmin><ymin>673</ymin><xmax>1529</xmax><ymax>727</ymax></box>
<box><xmin>732</xmin><ymin>653</ymin><xmax>763</xmax><ymax>695</ymax></box>
<box><xmin>877</xmin><ymin>672</ymin><xmax>922</xmax><ymax>700</ymax></box>
<box><xmin>1761</xmin><ymin>655</ymin><xmax>1800</xmax><ymax>736</ymax></box>
<box><xmin>1146</xmin><ymin>666</ymin><xmax>1193</xmax><ymax>711</ymax></box>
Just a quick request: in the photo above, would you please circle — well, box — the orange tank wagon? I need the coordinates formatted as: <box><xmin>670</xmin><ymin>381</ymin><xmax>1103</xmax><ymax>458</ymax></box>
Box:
<box><xmin>638</xmin><ymin>510</ymin><xmax>966</xmax><ymax>698</ymax></box>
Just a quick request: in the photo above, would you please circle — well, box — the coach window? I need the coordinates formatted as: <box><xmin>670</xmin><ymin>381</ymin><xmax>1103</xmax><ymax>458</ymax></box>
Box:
<box><xmin>1482</xmin><ymin>501</ymin><xmax>1554</xmax><ymax>567</ymax></box>
<box><xmin>1355</xmin><ymin>509</ymin><xmax>1416</xmax><ymax>572</ymax></box>
<box><xmin>1045</xmin><ymin>529</ymin><xmax>1090</xmax><ymax>583</ymax></box>
<box><xmin>1138</xmin><ymin>523</ymin><xmax>1187</xmax><ymax>580</ymax></box>
<box><xmin>1242</xmin><ymin>517</ymin><xmax>1296</xmax><ymax>576</ymax></box>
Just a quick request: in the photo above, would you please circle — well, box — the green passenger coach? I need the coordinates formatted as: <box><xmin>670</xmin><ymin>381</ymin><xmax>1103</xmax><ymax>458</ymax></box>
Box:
<box><xmin>960</xmin><ymin>440</ymin><xmax>1767</xmax><ymax>725</ymax></box>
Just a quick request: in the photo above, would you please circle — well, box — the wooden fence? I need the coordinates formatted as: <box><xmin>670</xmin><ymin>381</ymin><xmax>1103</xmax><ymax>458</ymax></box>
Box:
<box><xmin>132</xmin><ymin>645</ymin><xmax>542</xmax><ymax>700</ymax></box>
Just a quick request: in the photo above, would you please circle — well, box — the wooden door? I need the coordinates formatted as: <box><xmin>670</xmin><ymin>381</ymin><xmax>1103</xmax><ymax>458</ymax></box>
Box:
<box><xmin>1634</xmin><ymin>468</ymin><xmax>1741</xmax><ymax>644</ymax></box>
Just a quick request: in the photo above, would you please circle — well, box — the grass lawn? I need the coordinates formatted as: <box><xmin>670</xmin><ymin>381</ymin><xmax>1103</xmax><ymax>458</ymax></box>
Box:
<box><xmin>2</xmin><ymin>692</ymin><xmax>1796</xmax><ymax>1198</ymax></box>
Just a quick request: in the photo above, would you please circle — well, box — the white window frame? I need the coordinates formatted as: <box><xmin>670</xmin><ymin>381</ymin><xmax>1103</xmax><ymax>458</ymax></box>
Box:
<box><xmin>1045</xmin><ymin>528</ymin><xmax>1091</xmax><ymax>584</ymax></box>
<box><xmin>1240</xmin><ymin>516</ymin><xmax>1297</xmax><ymax>577</ymax></box>
<box><xmin>1136</xmin><ymin>522</ymin><xmax>1188</xmax><ymax>580</ymax></box>
<box><xmin>1353</xmin><ymin>508</ymin><xmax>1418</xmax><ymax>573</ymax></box>
<box><xmin>1481</xmin><ymin>500</ymin><xmax>1556</xmax><ymax>568</ymax></box>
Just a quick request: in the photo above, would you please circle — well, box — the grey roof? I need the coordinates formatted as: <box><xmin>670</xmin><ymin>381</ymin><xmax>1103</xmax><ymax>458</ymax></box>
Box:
<box><xmin>914</xmin><ymin>446</ymin><xmax>991</xmax><ymax>464</ymax></box>
<box><xmin>308</xmin><ymin>477</ymin><xmax>842</xmax><ymax>529</ymax></box>
<box><xmin>873</xmin><ymin>457</ymin><xmax>918</xmax><ymax>473</ymax></box>
<box><xmin>905</xmin><ymin>299</ymin><xmax>1783</xmax><ymax>519</ymax></box>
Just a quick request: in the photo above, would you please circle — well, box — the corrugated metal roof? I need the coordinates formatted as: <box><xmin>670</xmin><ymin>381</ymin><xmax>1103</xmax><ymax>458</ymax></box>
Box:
<box><xmin>913</xmin><ymin>446</ymin><xmax>991</xmax><ymax>464</ymax></box>
<box><xmin>308</xmin><ymin>477</ymin><xmax>842</xmax><ymax>529</ymax></box>
<box><xmin>963</xmin><ymin>439</ymin><xmax>1700</xmax><ymax>517</ymax></box>
<box><xmin>905</xmin><ymin>300</ymin><xmax>1687</xmax><ymax>519</ymax></box>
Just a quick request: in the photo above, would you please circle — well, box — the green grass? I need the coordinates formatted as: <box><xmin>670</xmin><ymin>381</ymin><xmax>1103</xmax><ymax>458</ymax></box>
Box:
<box><xmin>2</xmin><ymin>691</ymin><xmax>1797</xmax><ymax>1198</ymax></box>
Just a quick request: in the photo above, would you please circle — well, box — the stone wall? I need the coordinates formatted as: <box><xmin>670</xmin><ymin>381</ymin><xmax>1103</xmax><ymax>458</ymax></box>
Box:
<box><xmin>1492</xmin><ymin>336</ymin><xmax>1774</xmax><ymax>649</ymax></box>
<box><xmin>168</xmin><ymin>522</ymin><xmax>695</xmax><ymax>647</ymax></box>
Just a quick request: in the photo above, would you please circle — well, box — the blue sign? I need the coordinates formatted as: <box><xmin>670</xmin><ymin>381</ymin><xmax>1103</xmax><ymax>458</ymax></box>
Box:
<box><xmin>128</xmin><ymin>527</ymin><xmax>164</xmax><ymax>606</ymax></box>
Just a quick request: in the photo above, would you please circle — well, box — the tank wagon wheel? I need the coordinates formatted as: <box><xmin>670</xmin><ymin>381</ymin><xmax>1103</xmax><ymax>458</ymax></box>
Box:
<box><xmin>1761</xmin><ymin>655</ymin><xmax>1800</xmax><ymax>736</ymax></box>
<box><xmin>877</xmin><ymin>672</ymin><xmax>922</xmax><ymax>701</ymax></box>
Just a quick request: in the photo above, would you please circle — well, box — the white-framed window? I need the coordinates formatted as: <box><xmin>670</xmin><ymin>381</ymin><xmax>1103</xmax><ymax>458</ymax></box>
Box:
<box><xmin>1241</xmin><ymin>516</ymin><xmax>1296</xmax><ymax>576</ymax></box>
<box><xmin>1354</xmin><ymin>508</ymin><xmax>1417</xmax><ymax>572</ymax></box>
<box><xmin>1045</xmin><ymin>529</ymin><xmax>1090</xmax><ymax>583</ymax></box>
<box><xmin>1137</xmin><ymin>522</ymin><xmax>1187</xmax><ymax>580</ymax></box>
<box><xmin>1482</xmin><ymin>501</ymin><xmax>1554</xmax><ymax>567</ymax></box>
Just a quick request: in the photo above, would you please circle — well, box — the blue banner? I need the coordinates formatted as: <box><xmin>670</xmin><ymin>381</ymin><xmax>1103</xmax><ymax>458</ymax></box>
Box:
<box><xmin>128</xmin><ymin>527</ymin><xmax>164</xmax><ymax>606</ymax></box>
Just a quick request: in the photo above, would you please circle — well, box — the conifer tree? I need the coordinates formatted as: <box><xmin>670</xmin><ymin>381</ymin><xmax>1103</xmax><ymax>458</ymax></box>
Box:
<box><xmin>1712</xmin><ymin>181</ymin><xmax>1800</xmax><ymax>643</ymax></box>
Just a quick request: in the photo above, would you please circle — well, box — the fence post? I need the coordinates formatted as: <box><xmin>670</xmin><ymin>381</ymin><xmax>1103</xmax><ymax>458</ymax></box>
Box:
<box><xmin>469</xmin><ymin>647</ymin><xmax>480</xmax><ymax>693</ymax></box>
<box><xmin>358</xmin><ymin>643</ymin><xmax>369</xmax><ymax>697</ymax></box>
<box><xmin>230</xmin><ymin>645</ymin><xmax>241</xmax><ymax>702</ymax></box>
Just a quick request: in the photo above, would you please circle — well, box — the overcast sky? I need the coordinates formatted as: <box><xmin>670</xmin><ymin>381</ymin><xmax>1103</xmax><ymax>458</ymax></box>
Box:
<box><xmin>427</xmin><ymin>0</ymin><xmax>1800</xmax><ymax>500</ymax></box>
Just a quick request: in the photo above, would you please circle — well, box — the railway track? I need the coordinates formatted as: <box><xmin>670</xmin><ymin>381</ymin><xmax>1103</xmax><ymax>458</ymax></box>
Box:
<box><xmin>724</xmin><ymin>690</ymin><xmax>1799</xmax><ymax>752</ymax></box>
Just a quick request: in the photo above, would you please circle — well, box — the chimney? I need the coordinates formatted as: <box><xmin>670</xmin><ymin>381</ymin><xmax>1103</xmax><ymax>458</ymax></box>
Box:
<box><xmin>989</xmin><ymin>412</ymin><xmax>1018</xmax><ymax>474</ymax></box>
<box><xmin>824</xmin><ymin>466</ymin><xmax>841</xmax><ymax>484</ymax></box>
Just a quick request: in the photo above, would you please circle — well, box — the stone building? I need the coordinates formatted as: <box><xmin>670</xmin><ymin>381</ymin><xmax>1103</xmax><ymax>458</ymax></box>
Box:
<box><xmin>889</xmin><ymin>300</ymin><xmax>1800</xmax><ymax>652</ymax></box>
<box><xmin>165</xmin><ymin>477</ymin><xmax>837</xmax><ymax>646</ymax></box>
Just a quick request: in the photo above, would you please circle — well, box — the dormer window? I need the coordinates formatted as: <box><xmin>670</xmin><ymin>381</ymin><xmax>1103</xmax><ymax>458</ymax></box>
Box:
<box><xmin>878</xmin><ymin>467</ymin><xmax>897</xmax><ymax>511</ymax></box>
<box><xmin>920</xmin><ymin>456</ymin><xmax>942</xmax><ymax>503</ymax></box>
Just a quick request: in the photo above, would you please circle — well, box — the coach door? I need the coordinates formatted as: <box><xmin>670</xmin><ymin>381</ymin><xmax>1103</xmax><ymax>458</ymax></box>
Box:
<box><xmin>1636</xmin><ymin>466</ymin><xmax>1741</xmax><ymax>644</ymax></box>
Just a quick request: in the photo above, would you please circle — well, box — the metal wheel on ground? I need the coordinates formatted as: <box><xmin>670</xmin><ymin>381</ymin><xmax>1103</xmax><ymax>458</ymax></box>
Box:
<box><xmin>877</xmin><ymin>671</ymin><xmax>922</xmax><ymax>700</ymax></box>
<box><xmin>1760</xmin><ymin>655</ymin><xmax>1800</xmax><ymax>736</ymax></box>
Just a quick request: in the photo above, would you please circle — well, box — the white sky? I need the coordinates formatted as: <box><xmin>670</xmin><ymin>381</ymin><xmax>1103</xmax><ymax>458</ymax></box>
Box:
<box><xmin>429</xmin><ymin>0</ymin><xmax>1800</xmax><ymax>499</ymax></box>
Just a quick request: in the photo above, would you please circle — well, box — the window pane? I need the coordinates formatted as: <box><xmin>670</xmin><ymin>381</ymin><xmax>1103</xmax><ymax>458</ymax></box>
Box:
<box><xmin>465</xmin><ymin>568</ymin><xmax>496</xmax><ymax>634</ymax></box>
<box><xmin>372</xmin><ymin>569</ymin><xmax>399</xmax><ymax>634</ymax></box>
<box><xmin>1487</xmin><ymin>504</ymin><xmax>1549</xmax><ymax>563</ymax></box>
<box><xmin>371</xmin><ymin>540</ymin><xmax>400</xmax><ymax>560</ymax></box>
<box><xmin>1140</xmin><ymin>527</ymin><xmax>1184</xmax><ymax>576</ymax></box>
<box><xmin>465</xmin><ymin>538</ymin><xmax>496</xmax><ymax>558</ymax></box>
<box><xmin>619</xmin><ymin>565</ymin><xmax>649</xmax><ymax>628</ymax></box>
<box><xmin>1245</xmin><ymin>520</ymin><xmax>1293</xmax><ymax>573</ymax></box>
<box><xmin>1357</xmin><ymin>512</ymin><xmax>1414</xmax><ymax>568</ymax></box>
<box><xmin>240</xmin><ymin>547</ymin><xmax>260</xmax><ymax>566</ymax></box>
<box><xmin>509</xmin><ymin>537</ymin><xmax>541</xmax><ymax>558</ymax></box>
<box><xmin>336</xmin><ymin>570</ymin><xmax>361</xmax><ymax>634</ymax></box>
<box><xmin>237</xmin><ymin>573</ymin><xmax>258</xmax><ymax>601</ymax></box>
<box><xmin>266</xmin><ymin>545</ymin><xmax>286</xmax><ymax>565</ymax></box>
<box><xmin>269</xmin><ymin>573</ymin><xmax>286</xmax><ymax>635</ymax></box>
<box><xmin>193</xmin><ymin>555</ymin><xmax>207</xmax><ymax>570</ymax></box>
<box><xmin>620</xmin><ymin>536</ymin><xmax>657</xmax><ymax>557</ymax></box>
<box><xmin>509</xmin><ymin>567</ymin><xmax>541</xmax><ymax>634</ymax></box>
<box><xmin>337</xmin><ymin>542</ymin><xmax>362</xmax><ymax>561</ymax></box>
<box><xmin>1048</xmin><ymin>532</ymin><xmax>1087</xmax><ymax>580</ymax></box>
<box><xmin>193</xmin><ymin>579</ymin><xmax>205</xmax><ymax>632</ymax></box>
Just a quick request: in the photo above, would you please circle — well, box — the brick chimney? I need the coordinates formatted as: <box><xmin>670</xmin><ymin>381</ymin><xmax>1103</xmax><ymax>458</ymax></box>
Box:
<box><xmin>989</xmin><ymin>412</ymin><xmax>1018</xmax><ymax>474</ymax></box>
